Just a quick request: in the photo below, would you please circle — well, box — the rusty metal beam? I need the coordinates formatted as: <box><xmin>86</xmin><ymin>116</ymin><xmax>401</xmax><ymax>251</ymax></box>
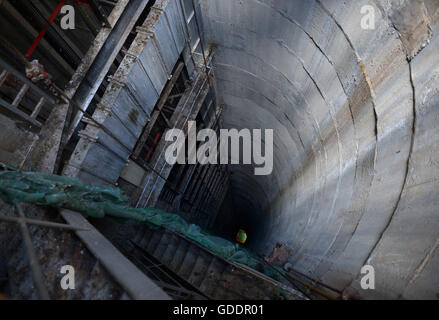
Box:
<box><xmin>0</xmin><ymin>214</ymin><xmax>90</xmax><ymax>231</ymax></box>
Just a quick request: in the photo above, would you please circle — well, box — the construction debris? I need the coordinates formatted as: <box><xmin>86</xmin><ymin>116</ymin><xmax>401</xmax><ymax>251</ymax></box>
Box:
<box><xmin>266</xmin><ymin>243</ymin><xmax>292</xmax><ymax>267</ymax></box>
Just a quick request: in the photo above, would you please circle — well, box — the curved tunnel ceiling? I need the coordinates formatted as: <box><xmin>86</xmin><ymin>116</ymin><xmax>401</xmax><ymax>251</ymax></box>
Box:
<box><xmin>199</xmin><ymin>0</ymin><xmax>439</xmax><ymax>298</ymax></box>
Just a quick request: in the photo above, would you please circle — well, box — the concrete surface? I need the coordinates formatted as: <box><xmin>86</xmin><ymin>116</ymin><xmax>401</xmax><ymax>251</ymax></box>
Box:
<box><xmin>199</xmin><ymin>0</ymin><xmax>439</xmax><ymax>299</ymax></box>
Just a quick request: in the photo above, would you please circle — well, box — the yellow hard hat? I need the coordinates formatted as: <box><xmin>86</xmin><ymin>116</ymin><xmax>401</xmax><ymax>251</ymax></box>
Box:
<box><xmin>236</xmin><ymin>229</ymin><xmax>247</xmax><ymax>244</ymax></box>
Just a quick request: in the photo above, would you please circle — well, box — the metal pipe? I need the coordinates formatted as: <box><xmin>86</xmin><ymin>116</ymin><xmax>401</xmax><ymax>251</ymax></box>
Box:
<box><xmin>11</xmin><ymin>84</ymin><xmax>30</xmax><ymax>107</ymax></box>
<box><xmin>0</xmin><ymin>214</ymin><xmax>90</xmax><ymax>231</ymax></box>
<box><xmin>31</xmin><ymin>97</ymin><xmax>46</xmax><ymax>119</ymax></box>
<box><xmin>0</xmin><ymin>69</ymin><xmax>8</xmax><ymax>87</ymax></box>
<box><xmin>14</xmin><ymin>204</ymin><xmax>50</xmax><ymax>300</ymax></box>
<box><xmin>144</xmin><ymin>131</ymin><xmax>162</xmax><ymax>162</ymax></box>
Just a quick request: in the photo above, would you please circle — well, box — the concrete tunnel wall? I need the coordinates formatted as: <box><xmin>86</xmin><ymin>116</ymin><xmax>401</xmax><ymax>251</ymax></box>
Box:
<box><xmin>198</xmin><ymin>0</ymin><xmax>439</xmax><ymax>299</ymax></box>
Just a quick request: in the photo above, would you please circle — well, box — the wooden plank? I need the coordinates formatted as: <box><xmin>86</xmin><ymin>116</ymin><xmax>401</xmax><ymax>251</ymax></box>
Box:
<box><xmin>61</xmin><ymin>209</ymin><xmax>170</xmax><ymax>300</ymax></box>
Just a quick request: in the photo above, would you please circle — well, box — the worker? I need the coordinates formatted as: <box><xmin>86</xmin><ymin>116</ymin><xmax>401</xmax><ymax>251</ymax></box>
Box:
<box><xmin>236</xmin><ymin>229</ymin><xmax>247</xmax><ymax>244</ymax></box>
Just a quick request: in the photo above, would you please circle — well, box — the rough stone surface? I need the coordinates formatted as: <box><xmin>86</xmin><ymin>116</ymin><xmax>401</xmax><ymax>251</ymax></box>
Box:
<box><xmin>0</xmin><ymin>202</ymin><xmax>125</xmax><ymax>299</ymax></box>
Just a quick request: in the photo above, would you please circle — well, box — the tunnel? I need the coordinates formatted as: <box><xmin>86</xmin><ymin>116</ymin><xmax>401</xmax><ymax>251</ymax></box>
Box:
<box><xmin>0</xmin><ymin>0</ymin><xmax>439</xmax><ymax>300</ymax></box>
<box><xmin>198</xmin><ymin>0</ymin><xmax>439</xmax><ymax>299</ymax></box>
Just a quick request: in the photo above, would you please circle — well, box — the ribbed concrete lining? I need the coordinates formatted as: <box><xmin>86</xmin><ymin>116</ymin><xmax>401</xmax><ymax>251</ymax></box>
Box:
<box><xmin>200</xmin><ymin>0</ymin><xmax>439</xmax><ymax>298</ymax></box>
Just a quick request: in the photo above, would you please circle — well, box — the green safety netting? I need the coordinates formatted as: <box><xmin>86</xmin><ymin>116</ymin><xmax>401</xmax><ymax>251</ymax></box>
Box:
<box><xmin>0</xmin><ymin>171</ymin><xmax>285</xmax><ymax>280</ymax></box>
